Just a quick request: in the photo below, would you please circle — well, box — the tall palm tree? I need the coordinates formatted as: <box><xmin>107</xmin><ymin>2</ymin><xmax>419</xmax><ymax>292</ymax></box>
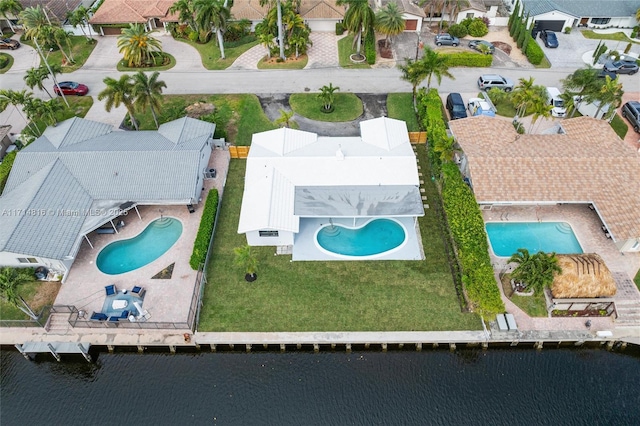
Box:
<box><xmin>24</xmin><ymin>65</ymin><xmax>60</xmax><ymax>98</ymax></box>
<box><xmin>338</xmin><ymin>0</ymin><xmax>375</xmax><ymax>57</ymax></box>
<box><xmin>170</xmin><ymin>0</ymin><xmax>198</xmax><ymax>33</ymax></box>
<box><xmin>131</xmin><ymin>71</ymin><xmax>166</xmax><ymax>129</ymax></box>
<box><xmin>0</xmin><ymin>89</ymin><xmax>40</xmax><ymax>134</ymax></box>
<box><xmin>194</xmin><ymin>0</ymin><xmax>230</xmax><ymax>58</ymax></box>
<box><xmin>117</xmin><ymin>23</ymin><xmax>163</xmax><ymax>68</ymax></box>
<box><xmin>40</xmin><ymin>98</ymin><xmax>64</xmax><ymax>126</ymax></box>
<box><xmin>508</xmin><ymin>249</ymin><xmax>561</xmax><ymax>293</ymax></box>
<box><xmin>260</xmin><ymin>0</ymin><xmax>286</xmax><ymax>60</ymax></box>
<box><xmin>593</xmin><ymin>75</ymin><xmax>624</xmax><ymax>118</ymax></box>
<box><xmin>318</xmin><ymin>83</ymin><xmax>339</xmax><ymax>111</ymax></box>
<box><xmin>67</xmin><ymin>5</ymin><xmax>93</xmax><ymax>41</ymax></box>
<box><xmin>561</xmin><ymin>67</ymin><xmax>601</xmax><ymax>117</ymax></box>
<box><xmin>98</xmin><ymin>74</ymin><xmax>139</xmax><ymax>130</ymax></box>
<box><xmin>510</xmin><ymin>77</ymin><xmax>538</xmax><ymax>118</ymax></box>
<box><xmin>0</xmin><ymin>267</ymin><xmax>39</xmax><ymax>320</ymax></box>
<box><xmin>0</xmin><ymin>0</ymin><xmax>23</xmax><ymax>33</ymax></box>
<box><xmin>447</xmin><ymin>0</ymin><xmax>469</xmax><ymax>25</ymax></box>
<box><xmin>421</xmin><ymin>46</ymin><xmax>454</xmax><ymax>89</ymax></box>
<box><xmin>398</xmin><ymin>58</ymin><xmax>428</xmax><ymax>107</ymax></box>
<box><xmin>19</xmin><ymin>5</ymin><xmax>49</xmax><ymax>41</ymax></box>
<box><xmin>375</xmin><ymin>3</ymin><xmax>405</xmax><ymax>48</ymax></box>
<box><xmin>22</xmin><ymin>96</ymin><xmax>45</xmax><ymax>135</ymax></box>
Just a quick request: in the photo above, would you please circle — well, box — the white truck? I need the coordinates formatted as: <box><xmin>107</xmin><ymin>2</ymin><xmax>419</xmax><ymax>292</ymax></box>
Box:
<box><xmin>546</xmin><ymin>87</ymin><xmax>566</xmax><ymax>118</ymax></box>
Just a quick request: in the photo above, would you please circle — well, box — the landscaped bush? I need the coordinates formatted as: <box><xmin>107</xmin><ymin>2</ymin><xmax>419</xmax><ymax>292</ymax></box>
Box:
<box><xmin>0</xmin><ymin>54</ymin><xmax>9</xmax><ymax>68</ymax></box>
<box><xmin>189</xmin><ymin>189</ymin><xmax>219</xmax><ymax>270</ymax></box>
<box><xmin>0</xmin><ymin>150</ymin><xmax>17</xmax><ymax>193</ymax></box>
<box><xmin>443</xmin><ymin>52</ymin><xmax>492</xmax><ymax>67</ymax></box>
<box><xmin>336</xmin><ymin>22</ymin><xmax>345</xmax><ymax>35</ymax></box>
<box><xmin>467</xmin><ymin>19</ymin><xmax>488</xmax><ymax>37</ymax></box>
<box><xmin>525</xmin><ymin>37</ymin><xmax>544</xmax><ymax>65</ymax></box>
<box><xmin>224</xmin><ymin>34</ymin><xmax>257</xmax><ymax>48</ymax></box>
<box><xmin>224</xmin><ymin>19</ymin><xmax>251</xmax><ymax>42</ymax></box>
<box><xmin>188</xmin><ymin>30</ymin><xmax>199</xmax><ymax>42</ymax></box>
<box><xmin>365</xmin><ymin>29</ymin><xmax>376</xmax><ymax>65</ymax></box>
<box><xmin>448</xmin><ymin>24</ymin><xmax>468</xmax><ymax>38</ymax></box>
<box><xmin>416</xmin><ymin>88</ymin><xmax>447</xmax><ymax>174</ymax></box>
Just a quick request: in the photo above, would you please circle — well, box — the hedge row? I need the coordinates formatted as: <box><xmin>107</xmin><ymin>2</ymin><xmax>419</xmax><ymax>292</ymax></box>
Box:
<box><xmin>0</xmin><ymin>151</ymin><xmax>17</xmax><ymax>194</ymax></box>
<box><xmin>365</xmin><ymin>29</ymin><xmax>376</xmax><ymax>65</ymax></box>
<box><xmin>189</xmin><ymin>189</ymin><xmax>219</xmax><ymax>270</ymax></box>
<box><xmin>443</xmin><ymin>52</ymin><xmax>492</xmax><ymax>67</ymax></box>
<box><xmin>417</xmin><ymin>88</ymin><xmax>504</xmax><ymax>316</ymax></box>
<box><xmin>525</xmin><ymin>38</ymin><xmax>544</xmax><ymax>65</ymax></box>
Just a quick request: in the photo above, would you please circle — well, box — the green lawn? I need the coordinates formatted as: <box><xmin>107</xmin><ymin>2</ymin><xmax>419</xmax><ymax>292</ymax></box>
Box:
<box><xmin>175</xmin><ymin>36</ymin><xmax>260</xmax><ymax>70</ymax></box>
<box><xmin>134</xmin><ymin>94</ymin><xmax>275</xmax><ymax>145</ymax></box>
<box><xmin>500</xmin><ymin>275</ymin><xmax>547</xmax><ymax>317</ymax></box>
<box><xmin>535</xmin><ymin>55</ymin><xmax>552</xmax><ymax>69</ymax></box>
<box><xmin>0</xmin><ymin>277</ymin><xmax>58</xmax><ymax>322</ymax></box>
<box><xmin>387</xmin><ymin>93</ymin><xmax>420</xmax><ymax>131</ymax></box>
<box><xmin>581</xmin><ymin>30</ymin><xmax>640</xmax><ymax>44</ymax></box>
<box><xmin>199</xmin><ymin>146</ymin><xmax>481</xmax><ymax>332</ymax></box>
<box><xmin>21</xmin><ymin>36</ymin><xmax>97</xmax><ymax>73</ymax></box>
<box><xmin>257</xmin><ymin>55</ymin><xmax>308</xmax><ymax>69</ymax></box>
<box><xmin>0</xmin><ymin>53</ymin><xmax>14</xmax><ymax>73</ymax></box>
<box><xmin>289</xmin><ymin>93</ymin><xmax>363</xmax><ymax>122</ymax></box>
<box><xmin>338</xmin><ymin>35</ymin><xmax>371</xmax><ymax>69</ymax></box>
<box><xmin>610</xmin><ymin>113</ymin><xmax>629</xmax><ymax>139</ymax></box>
<box><xmin>21</xmin><ymin>96</ymin><xmax>93</xmax><ymax>138</ymax></box>
<box><xmin>116</xmin><ymin>53</ymin><xmax>176</xmax><ymax>72</ymax></box>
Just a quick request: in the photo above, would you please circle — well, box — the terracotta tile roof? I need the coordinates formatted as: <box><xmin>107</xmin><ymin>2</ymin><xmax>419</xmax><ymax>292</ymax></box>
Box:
<box><xmin>299</xmin><ymin>0</ymin><xmax>345</xmax><ymax>19</ymax></box>
<box><xmin>20</xmin><ymin>0</ymin><xmax>83</xmax><ymax>23</ymax></box>
<box><xmin>449</xmin><ymin>116</ymin><xmax>640</xmax><ymax>242</ymax></box>
<box><xmin>383</xmin><ymin>0</ymin><xmax>426</xmax><ymax>18</ymax></box>
<box><xmin>89</xmin><ymin>0</ymin><xmax>175</xmax><ymax>25</ymax></box>
<box><xmin>230</xmin><ymin>0</ymin><xmax>269</xmax><ymax>20</ymax></box>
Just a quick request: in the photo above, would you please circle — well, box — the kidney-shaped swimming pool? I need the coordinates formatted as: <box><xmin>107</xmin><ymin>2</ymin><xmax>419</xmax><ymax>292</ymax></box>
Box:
<box><xmin>97</xmin><ymin>217</ymin><xmax>183</xmax><ymax>275</ymax></box>
<box><xmin>315</xmin><ymin>218</ymin><xmax>407</xmax><ymax>258</ymax></box>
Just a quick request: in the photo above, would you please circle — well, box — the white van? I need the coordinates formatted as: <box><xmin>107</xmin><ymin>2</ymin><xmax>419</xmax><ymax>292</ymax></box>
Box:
<box><xmin>546</xmin><ymin>87</ymin><xmax>566</xmax><ymax>118</ymax></box>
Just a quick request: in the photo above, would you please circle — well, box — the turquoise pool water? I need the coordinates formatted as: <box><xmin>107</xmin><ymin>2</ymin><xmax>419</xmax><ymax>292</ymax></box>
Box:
<box><xmin>485</xmin><ymin>222</ymin><xmax>583</xmax><ymax>257</ymax></box>
<box><xmin>316</xmin><ymin>219</ymin><xmax>406</xmax><ymax>257</ymax></box>
<box><xmin>97</xmin><ymin>218</ymin><xmax>182</xmax><ymax>275</ymax></box>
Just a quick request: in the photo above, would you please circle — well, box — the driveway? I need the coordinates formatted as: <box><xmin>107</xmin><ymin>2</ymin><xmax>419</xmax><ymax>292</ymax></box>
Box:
<box><xmin>534</xmin><ymin>29</ymin><xmax>602</xmax><ymax>68</ymax></box>
<box><xmin>2</xmin><ymin>37</ymin><xmax>40</xmax><ymax>75</ymax></box>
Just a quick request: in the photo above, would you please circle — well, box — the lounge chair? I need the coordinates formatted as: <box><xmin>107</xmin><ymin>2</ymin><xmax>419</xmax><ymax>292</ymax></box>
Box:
<box><xmin>105</xmin><ymin>284</ymin><xmax>117</xmax><ymax>296</ymax></box>
<box><xmin>119</xmin><ymin>310</ymin><xmax>130</xmax><ymax>319</ymax></box>
<box><xmin>131</xmin><ymin>286</ymin><xmax>145</xmax><ymax>298</ymax></box>
<box><xmin>108</xmin><ymin>316</ymin><xmax>120</xmax><ymax>322</ymax></box>
<box><xmin>90</xmin><ymin>312</ymin><xmax>108</xmax><ymax>321</ymax></box>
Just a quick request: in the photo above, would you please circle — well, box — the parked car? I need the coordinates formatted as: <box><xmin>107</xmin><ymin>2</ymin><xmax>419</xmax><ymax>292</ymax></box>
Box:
<box><xmin>477</xmin><ymin>74</ymin><xmax>514</xmax><ymax>92</ymax></box>
<box><xmin>0</xmin><ymin>38</ymin><xmax>20</xmax><ymax>50</ymax></box>
<box><xmin>467</xmin><ymin>98</ymin><xmax>496</xmax><ymax>117</ymax></box>
<box><xmin>435</xmin><ymin>33</ymin><xmax>459</xmax><ymax>47</ymax></box>
<box><xmin>621</xmin><ymin>101</ymin><xmax>640</xmax><ymax>133</ymax></box>
<box><xmin>540</xmin><ymin>30</ymin><xmax>558</xmax><ymax>48</ymax></box>
<box><xmin>53</xmin><ymin>81</ymin><xmax>89</xmax><ymax>96</ymax></box>
<box><xmin>596</xmin><ymin>69</ymin><xmax>618</xmax><ymax>79</ymax></box>
<box><xmin>446</xmin><ymin>93</ymin><xmax>467</xmax><ymax>120</ymax></box>
<box><xmin>603</xmin><ymin>60</ymin><xmax>639</xmax><ymax>75</ymax></box>
<box><xmin>468</xmin><ymin>40</ymin><xmax>495</xmax><ymax>54</ymax></box>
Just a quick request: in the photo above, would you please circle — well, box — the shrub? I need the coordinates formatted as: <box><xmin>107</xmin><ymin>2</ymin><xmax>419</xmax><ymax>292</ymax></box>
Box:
<box><xmin>624</xmin><ymin>42</ymin><xmax>632</xmax><ymax>54</ymax></box>
<box><xmin>442</xmin><ymin>51</ymin><xmax>492</xmax><ymax>67</ymax></box>
<box><xmin>224</xmin><ymin>34</ymin><xmax>257</xmax><ymax>48</ymax></box>
<box><xmin>188</xmin><ymin>30</ymin><xmax>198</xmax><ymax>42</ymax></box>
<box><xmin>517</xmin><ymin>25</ymin><xmax>526</xmax><ymax>48</ymax></box>
<box><xmin>365</xmin><ymin>28</ymin><xmax>376</xmax><ymax>65</ymax></box>
<box><xmin>448</xmin><ymin>24</ymin><xmax>468</xmax><ymax>38</ymax></box>
<box><xmin>335</xmin><ymin>22</ymin><xmax>345</xmax><ymax>35</ymax></box>
<box><xmin>189</xmin><ymin>189</ymin><xmax>219</xmax><ymax>270</ymax></box>
<box><xmin>224</xmin><ymin>19</ymin><xmax>251</xmax><ymax>42</ymax></box>
<box><xmin>525</xmin><ymin>37</ymin><xmax>544</xmax><ymax>64</ymax></box>
<box><xmin>563</xmin><ymin>27</ymin><xmax>571</xmax><ymax>34</ymax></box>
<box><xmin>0</xmin><ymin>150</ymin><xmax>17</xmax><ymax>193</ymax></box>
<box><xmin>0</xmin><ymin>54</ymin><xmax>8</xmax><ymax>68</ymax></box>
<box><xmin>468</xmin><ymin>19</ymin><xmax>488</xmax><ymax>37</ymax></box>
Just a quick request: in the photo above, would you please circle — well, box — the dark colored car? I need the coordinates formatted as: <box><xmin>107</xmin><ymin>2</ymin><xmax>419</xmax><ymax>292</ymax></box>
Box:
<box><xmin>596</xmin><ymin>69</ymin><xmax>618</xmax><ymax>79</ymax></box>
<box><xmin>54</xmin><ymin>81</ymin><xmax>89</xmax><ymax>96</ymax></box>
<box><xmin>0</xmin><ymin>38</ymin><xmax>20</xmax><ymax>50</ymax></box>
<box><xmin>540</xmin><ymin>30</ymin><xmax>558</xmax><ymax>48</ymax></box>
<box><xmin>604</xmin><ymin>60</ymin><xmax>639</xmax><ymax>75</ymax></box>
<box><xmin>468</xmin><ymin>40</ymin><xmax>495</xmax><ymax>54</ymax></box>
<box><xmin>621</xmin><ymin>101</ymin><xmax>640</xmax><ymax>133</ymax></box>
<box><xmin>435</xmin><ymin>33</ymin><xmax>459</xmax><ymax>47</ymax></box>
<box><xmin>446</xmin><ymin>93</ymin><xmax>467</xmax><ymax>120</ymax></box>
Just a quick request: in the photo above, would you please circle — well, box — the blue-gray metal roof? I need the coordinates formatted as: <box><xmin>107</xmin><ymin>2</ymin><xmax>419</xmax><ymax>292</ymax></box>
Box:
<box><xmin>522</xmin><ymin>0</ymin><xmax>639</xmax><ymax>18</ymax></box>
<box><xmin>0</xmin><ymin>117</ymin><xmax>215</xmax><ymax>259</ymax></box>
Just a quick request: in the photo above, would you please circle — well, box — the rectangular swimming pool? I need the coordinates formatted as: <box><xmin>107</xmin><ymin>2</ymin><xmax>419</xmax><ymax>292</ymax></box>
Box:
<box><xmin>485</xmin><ymin>222</ymin><xmax>583</xmax><ymax>257</ymax></box>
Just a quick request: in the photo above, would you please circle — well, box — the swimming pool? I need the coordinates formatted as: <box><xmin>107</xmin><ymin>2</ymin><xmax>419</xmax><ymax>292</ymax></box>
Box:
<box><xmin>97</xmin><ymin>217</ymin><xmax>183</xmax><ymax>275</ymax></box>
<box><xmin>485</xmin><ymin>222</ymin><xmax>583</xmax><ymax>257</ymax></box>
<box><xmin>315</xmin><ymin>218</ymin><xmax>407</xmax><ymax>258</ymax></box>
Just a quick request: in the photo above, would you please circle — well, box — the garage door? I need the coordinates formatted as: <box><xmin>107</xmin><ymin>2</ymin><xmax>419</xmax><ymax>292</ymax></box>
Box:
<box><xmin>100</xmin><ymin>26</ymin><xmax>124</xmax><ymax>36</ymax></box>
<box><xmin>533</xmin><ymin>20</ymin><xmax>564</xmax><ymax>32</ymax></box>
<box><xmin>405</xmin><ymin>20</ymin><xmax>417</xmax><ymax>31</ymax></box>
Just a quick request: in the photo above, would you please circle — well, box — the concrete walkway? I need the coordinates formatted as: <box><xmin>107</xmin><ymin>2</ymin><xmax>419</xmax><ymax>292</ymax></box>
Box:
<box><xmin>229</xmin><ymin>43</ymin><xmax>267</xmax><ymax>70</ymax></box>
<box><xmin>305</xmin><ymin>32</ymin><xmax>340</xmax><ymax>69</ymax></box>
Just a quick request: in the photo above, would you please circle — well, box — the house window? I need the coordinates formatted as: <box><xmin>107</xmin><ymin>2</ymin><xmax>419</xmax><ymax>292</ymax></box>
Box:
<box><xmin>591</xmin><ymin>18</ymin><xmax>610</xmax><ymax>25</ymax></box>
<box><xmin>17</xmin><ymin>257</ymin><xmax>38</xmax><ymax>264</ymax></box>
<box><xmin>466</xmin><ymin>13</ymin><xmax>474</xmax><ymax>19</ymax></box>
<box><xmin>259</xmin><ymin>230</ymin><xmax>279</xmax><ymax>237</ymax></box>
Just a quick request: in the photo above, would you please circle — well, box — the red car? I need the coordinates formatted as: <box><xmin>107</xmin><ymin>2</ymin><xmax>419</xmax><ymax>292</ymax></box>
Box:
<box><xmin>54</xmin><ymin>81</ymin><xmax>89</xmax><ymax>96</ymax></box>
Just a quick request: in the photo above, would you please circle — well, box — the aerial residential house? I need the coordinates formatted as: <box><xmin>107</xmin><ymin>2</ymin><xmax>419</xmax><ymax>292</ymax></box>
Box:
<box><xmin>379</xmin><ymin>0</ymin><xmax>425</xmax><ymax>32</ymax></box>
<box><xmin>238</xmin><ymin>117</ymin><xmax>426</xmax><ymax>261</ymax></box>
<box><xmin>89</xmin><ymin>0</ymin><xmax>178</xmax><ymax>35</ymax></box>
<box><xmin>0</xmin><ymin>117</ymin><xmax>215</xmax><ymax>280</ymax></box>
<box><xmin>449</xmin><ymin>116</ymin><xmax>640</xmax><ymax>253</ymax></box>
<box><xmin>0</xmin><ymin>0</ymin><xmax>85</xmax><ymax>32</ymax></box>
<box><xmin>423</xmin><ymin>0</ymin><xmax>504</xmax><ymax>25</ymax></box>
<box><xmin>230</xmin><ymin>0</ymin><xmax>345</xmax><ymax>32</ymax></box>
<box><xmin>513</xmin><ymin>0</ymin><xmax>640</xmax><ymax>32</ymax></box>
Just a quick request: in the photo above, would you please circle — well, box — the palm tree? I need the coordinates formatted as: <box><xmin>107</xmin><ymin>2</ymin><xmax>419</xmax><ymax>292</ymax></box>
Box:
<box><xmin>19</xmin><ymin>5</ymin><xmax>49</xmax><ymax>42</ymax></box>
<box><xmin>318</xmin><ymin>83</ymin><xmax>339</xmax><ymax>111</ymax></box>
<box><xmin>447</xmin><ymin>0</ymin><xmax>469</xmax><ymax>25</ymax></box>
<box><xmin>420</xmin><ymin>46</ymin><xmax>454</xmax><ymax>89</ymax></box>
<box><xmin>131</xmin><ymin>71</ymin><xmax>167</xmax><ymax>129</ymax></box>
<box><xmin>528</xmin><ymin>93</ymin><xmax>552</xmax><ymax>133</ymax></box>
<box><xmin>0</xmin><ymin>267</ymin><xmax>39</xmax><ymax>320</ymax></box>
<box><xmin>24</xmin><ymin>65</ymin><xmax>60</xmax><ymax>98</ymax></box>
<box><xmin>117</xmin><ymin>23</ymin><xmax>163</xmax><ymax>68</ymax></box>
<box><xmin>194</xmin><ymin>0</ymin><xmax>230</xmax><ymax>57</ymax></box>
<box><xmin>22</xmin><ymin>97</ymin><xmax>45</xmax><ymax>135</ymax></box>
<box><xmin>398</xmin><ymin>58</ymin><xmax>428</xmax><ymax>107</ymax></box>
<box><xmin>432</xmin><ymin>135</ymin><xmax>456</xmax><ymax>161</ymax></box>
<box><xmin>40</xmin><ymin>98</ymin><xmax>64</xmax><ymax>126</ymax></box>
<box><xmin>98</xmin><ymin>74</ymin><xmax>139</xmax><ymax>130</ymax></box>
<box><xmin>260</xmin><ymin>0</ymin><xmax>286</xmax><ymax>60</ymax></box>
<box><xmin>0</xmin><ymin>0</ymin><xmax>22</xmax><ymax>33</ymax></box>
<box><xmin>509</xmin><ymin>249</ymin><xmax>561</xmax><ymax>293</ymax></box>
<box><xmin>274</xmin><ymin>109</ymin><xmax>296</xmax><ymax>128</ymax></box>
<box><xmin>338</xmin><ymin>0</ymin><xmax>375</xmax><ymax>57</ymax></box>
<box><xmin>0</xmin><ymin>89</ymin><xmax>41</xmax><ymax>135</ymax></box>
<box><xmin>510</xmin><ymin>77</ymin><xmax>537</xmax><ymax>118</ymax></box>
<box><xmin>233</xmin><ymin>244</ymin><xmax>258</xmax><ymax>281</ymax></box>
<box><xmin>52</xmin><ymin>27</ymin><xmax>75</xmax><ymax>63</ymax></box>
<box><xmin>593</xmin><ymin>75</ymin><xmax>624</xmax><ymax>119</ymax></box>
<box><xmin>67</xmin><ymin>5</ymin><xmax>93</xmax><ymax>41</ymax></box>
<box><xmin>561</xmin><ymin>67</ymin><xmax>601</xmax><ymax>117</ymax></box>
<box><xmin>375</xmin><ymin>3</ymin><xmax>405</xmax><ymax>48</ymax></box>
<box><xmin>169</xmin><ymin>0</ymin><xmax>197</xmax><ymax>33</ymax></box>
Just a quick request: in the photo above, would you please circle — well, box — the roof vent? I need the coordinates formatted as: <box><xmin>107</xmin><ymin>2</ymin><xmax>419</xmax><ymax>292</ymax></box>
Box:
<box><xmin>336</xmin><ymin>145</ymin><xmax>344</xmax><ymax>161</ymax></box>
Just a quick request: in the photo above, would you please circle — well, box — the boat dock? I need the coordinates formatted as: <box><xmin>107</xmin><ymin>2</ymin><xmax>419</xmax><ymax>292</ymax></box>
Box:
<box><xmin>15</xmin><ymin>341</ymin><xmax>92</xmax><ymax>362</ymax></box>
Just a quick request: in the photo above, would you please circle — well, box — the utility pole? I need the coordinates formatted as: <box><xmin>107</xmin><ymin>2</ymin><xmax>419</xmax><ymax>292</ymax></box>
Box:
<box><xmin>33</xmin><ymin>38</ymin><xmax>69</xmax><ymax>107</ymax></box>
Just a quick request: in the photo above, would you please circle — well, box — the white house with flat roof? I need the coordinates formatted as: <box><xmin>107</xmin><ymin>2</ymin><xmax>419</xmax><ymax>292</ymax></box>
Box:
<box><xmin>238</xmin><ymin>117</ymin><xmax>425</xmax><ymax>260</ymax></box>
<box><xmin>0</xmin><ymin>116</ymin><xmax>215</xmax><ymax>280</ymax></box>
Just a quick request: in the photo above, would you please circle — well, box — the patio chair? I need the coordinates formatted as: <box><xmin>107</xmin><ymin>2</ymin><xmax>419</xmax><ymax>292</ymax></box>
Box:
<box><xmin>119</xmin><ymin>310</ymin><xmax>130</xmax><ymax>319</ymax></box>
<box><xmin>90</xmin><ymin>312</ymin><xmax>108</xmax><ymax>321</ymax></box>
<box><xmin>108</xmin><ymin>316</ymin><xmax>120</xmax><ymax>323</ymax></box>
<box><xmin>131</xmin><ymin>286</ymin><xmax>145</xmax><ymax>298</ymax></box>
<box><xmin>105</xmin><ymin>284</ymin><xmax>117</xmax><ymax>296</ymax></box>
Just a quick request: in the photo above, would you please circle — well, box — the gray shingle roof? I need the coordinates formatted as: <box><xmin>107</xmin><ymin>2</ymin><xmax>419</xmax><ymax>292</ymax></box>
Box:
<box><xmin>522</xmin><ymin>0</ymin><xmax>639</xmax><ymax>18</ymax></box>
<box><xmin>0</xmin><ymin>117</ymin><xmax>215</xmax><ymax>260</ymax></box>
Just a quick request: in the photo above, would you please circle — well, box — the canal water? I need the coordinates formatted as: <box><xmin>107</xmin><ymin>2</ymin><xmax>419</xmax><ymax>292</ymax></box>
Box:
<box><xmin>1</xmin><ymin>347</ymin><xmax>639</xmax><ymax>425</ymax></box>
